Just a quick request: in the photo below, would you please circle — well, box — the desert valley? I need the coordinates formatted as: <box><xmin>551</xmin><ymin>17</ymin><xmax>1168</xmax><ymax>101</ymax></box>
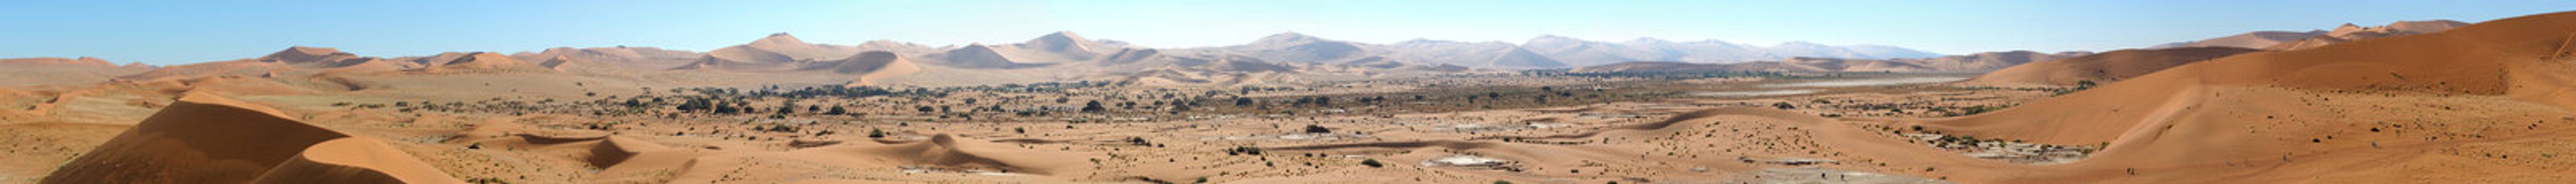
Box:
<box><xmin>5</xmin><ymin>4</ymin><xmax>2576</xmax><ymax>184</ymax></box>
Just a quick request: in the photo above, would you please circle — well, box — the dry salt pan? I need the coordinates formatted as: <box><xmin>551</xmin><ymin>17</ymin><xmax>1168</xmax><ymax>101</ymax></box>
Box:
<box><xmin>1422</xmin><ymin>155</ymin><xmax>1508</xmax><ymax>167</ymax></box>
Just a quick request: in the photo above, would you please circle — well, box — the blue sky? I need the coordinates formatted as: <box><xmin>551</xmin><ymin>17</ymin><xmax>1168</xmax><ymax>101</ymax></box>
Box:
<box><xmin>2</xmin><ymin>0</ymin><xmax>2567</xmax><ymax>65</ymax></box>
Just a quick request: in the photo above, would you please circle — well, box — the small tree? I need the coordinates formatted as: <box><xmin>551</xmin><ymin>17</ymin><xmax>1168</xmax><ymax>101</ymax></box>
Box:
<box><xmin>1126</xmin><ymin>137</ymin><xmax>1152</xmax><ymax>146</ymax></box>
<box><xmin>1360</xmin><ymin>159</ymin><xmax>1384</xmax><ymax>168</ymax></box>
<box><xmin>715</xmin><ymin>103</ymin><xmax>740</xmax><ymax>114</ymax></box>
<box><xmin>1082</xmin><ymin>100</ymin><xmax>1108</xmax><ymax>113</ymax></box>
<box><xmin>1304</xmin><ymin>125</ymin><xmax>1333</xmax><ymax>134</ymax></box>
<box><xmin>1772</xmin><ymin>102</ymin><xmax>1796</xmax><ymax>109</ymax></box>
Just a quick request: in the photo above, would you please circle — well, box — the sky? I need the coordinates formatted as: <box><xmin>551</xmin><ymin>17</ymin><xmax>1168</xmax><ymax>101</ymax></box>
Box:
<box><xmin>2</xmin><ymin>0</ymin><xmax>2569</xmax><ymax>65</ymax></box>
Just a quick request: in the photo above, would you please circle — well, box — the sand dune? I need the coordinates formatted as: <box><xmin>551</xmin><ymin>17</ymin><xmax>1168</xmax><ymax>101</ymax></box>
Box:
<box><xmin>742</xmin><ymin>33</ymin><xmax>864</xmax><ymax>62</ymax></box>
<box><xmin>986</xmin><ymin>31</ymin><xmax>1119</xmax><ymax>63</ymax></box>
<box><xmin>677</xmin><ymin>33</ymin><xmax>868</xmax><ymax>71</ymax></box>
<box><xmin>808</xmin><ymin>51</ymin><xmax>924</xmax><ymax>83</ymax></box>
<box><xmin>417</xmin><ymin>52</ymin><xmax>553</xmax><ymax>74</ymax></box>
<box><xmin>929</xmin><ymin>44</ymin><xmax>1032</xmax><ymax>68</ymax></box>
<box><xmin>259</xmin><ymin>46</ymin><xmax>370</xmax><ymax>67</ymax></box>
<box><xmin>1969</xmin><ymin>47</ymin><xmax>2260</xmax><ymax>86</ymax></box>
<box><xmin>41</xmin><ymin>92</ymin><xmax>457</xmax><ymax>183</ymax></box>
<box><xmin>681</xmin><ymin>44</ymin><xmax>801</xmax><ymax>70</ymax></box>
